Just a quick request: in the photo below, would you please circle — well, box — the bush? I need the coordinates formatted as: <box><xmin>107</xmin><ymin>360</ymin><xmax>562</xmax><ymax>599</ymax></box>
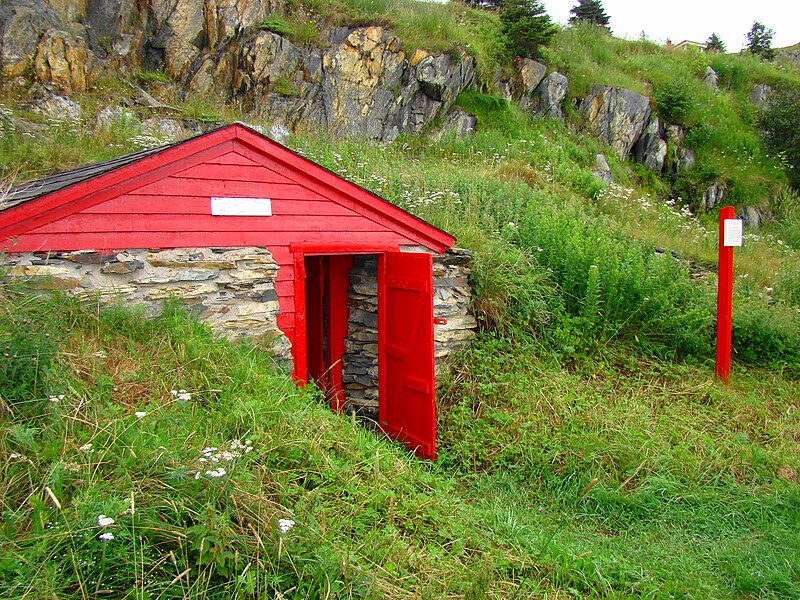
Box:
<box><xmin>759</xmin><ymin>81</ymin><xmax>800</xmax><ymax>189</ymax></box>
<box><xmin>732</xmin><ymin>294</ymin><xmax>800</xmax><ymax>367</ymax></box>
<box><xmin>513</xmin><ymin>205</ymin><xmax>715</xmax><ymax>357</ymax></box>
<box><xmin>653</xmin><ymin>77</ymin><xmax>695</xmax><ymax>126</ymax></box>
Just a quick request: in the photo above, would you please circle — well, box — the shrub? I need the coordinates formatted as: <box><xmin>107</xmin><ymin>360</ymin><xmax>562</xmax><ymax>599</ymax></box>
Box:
<box><xmin>653</xmin><ymin>77</ymin><xmax>695</xmax><ymax>126</ymax></box>
<box><xmin>759</xmin><ymin>81</ymin><xmax>800</xmax><ymax>189</ymax></box>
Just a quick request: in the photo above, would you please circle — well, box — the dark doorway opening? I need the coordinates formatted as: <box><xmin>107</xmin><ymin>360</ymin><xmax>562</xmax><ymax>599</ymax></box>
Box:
<box><xmin>303</xmin><ymin>254</ymin><xmax>353</xmax><ymax>412</ymax></box>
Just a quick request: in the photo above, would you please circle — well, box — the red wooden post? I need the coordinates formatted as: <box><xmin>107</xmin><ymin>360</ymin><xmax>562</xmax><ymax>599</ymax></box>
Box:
<box><xmin>715</xmin><ymin>206</ymin><xmax>736</xmax><ymax>384</ymax></box>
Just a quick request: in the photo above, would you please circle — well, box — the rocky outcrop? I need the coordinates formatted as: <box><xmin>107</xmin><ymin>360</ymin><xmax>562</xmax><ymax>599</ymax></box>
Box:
<box><xmin>532</xmin><ymin>71</ymin><xmax>568</xmax><ymax>120</ymax></box>
<box><xmin>702</xmin><ymin>66</ymin><xmax>718</xmax><ymax>92</ymax></box>
<box><xmin>700</xmin><ymin>181</ymin><xmax>726</xmax><ymax>212</ymax></box>
<box><xmin>0</xmin><ymin>1</ymin><xmax>61</xmax><ymax>78</ymax></box>
<box><xmin>505</xmin><ymin>60</ymin><xmax>568</xmax><ymax>121</ymax></box>
<box><xmin>0</xmin><ymin>1</ymin><xmax>475</xmax><ymax>142</ymax></box>
<box><xmin>750</xmin><ymin>83</ymin><xmax>773</xmax><ymax>108</ymax></box>
<box><xmin>580</xmin><ymin>84</ymin><xmax>651</xmax><ymax>160</ymax></box>
<box><xmin>592</xmin><ymin>154</ymin><xmax>613</xmax><ymax>183</ymax></box>
<box><xmin>431</xmin><ymin>106</ymin><xmax>477</xmax><ymax>141</ymax></box>
<box><xmin>512</xmin><ymin>57</ymin><xmax>546</xmax><ymax>113</ymax></box>
<box><xmin>632</xmin><ymin>116</ymin><xmax>667</xmax><ymax>174</ymax></box>
<box><xmin>34</xmin><ymin>29</ymin><xmax>89</xmax><ymax>92</ymax></box>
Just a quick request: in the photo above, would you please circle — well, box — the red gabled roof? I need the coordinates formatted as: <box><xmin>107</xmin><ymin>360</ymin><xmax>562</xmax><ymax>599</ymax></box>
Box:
<box><xmin>0</xmin><ymin>123</ymin><xmax>455</xmax><ymax>253</ymax></box>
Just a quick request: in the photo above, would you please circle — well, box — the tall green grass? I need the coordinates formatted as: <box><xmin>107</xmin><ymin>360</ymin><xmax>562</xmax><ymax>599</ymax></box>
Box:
<box><xmin>2</xmin><ymin>285</ymin><xmax>798</xmax><ymax>599</ymax></box>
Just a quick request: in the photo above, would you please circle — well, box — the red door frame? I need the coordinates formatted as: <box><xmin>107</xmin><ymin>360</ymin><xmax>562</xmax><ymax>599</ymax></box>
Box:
<box><xmin>290</xmin><ymin>243</ymin><xmax>398</xmax><ymax>385</ymax></box>
<box><xmin>291</xmin><ymin>244</ymin><xmax>437</xmax><ymax>459</ymax></box>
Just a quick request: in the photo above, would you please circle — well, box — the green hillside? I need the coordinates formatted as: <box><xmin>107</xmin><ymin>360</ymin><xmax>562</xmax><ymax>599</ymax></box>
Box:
<box><xmin>2</xmin><ymin>4</ymin><xmax>800</xmax><ymax>598</ymax></box>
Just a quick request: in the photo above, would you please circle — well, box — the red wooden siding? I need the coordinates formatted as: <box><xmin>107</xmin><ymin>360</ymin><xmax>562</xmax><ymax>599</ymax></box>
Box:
<box><xmin>0</xmin><ymin>124</ymin><xmax>455</xmax><ymax>379</ymax></box>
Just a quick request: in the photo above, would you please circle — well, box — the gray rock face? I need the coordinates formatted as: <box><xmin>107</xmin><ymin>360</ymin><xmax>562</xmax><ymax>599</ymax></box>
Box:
<box><xmin>632</xmin><ymin>116</ymin><xmax>667</xmax><ymax>174</ymax></box>
<box><xmin>0</xmin><ymin>1</ymin><xmax>60</xmax><ymax>78</ymax></box>
<box><xmin>512</xmin><ymin>57</ymin><xmax>547</xmax><ymax>113</ymax></box>
<box><xmin>737</xmin><ymin>205</ymin><xmax>771</xmax><ymax>229</ymax></box>
<box><xmin>750</xmin><ymin>83</ymin><xmax>773</xmax><ymax>108</ymax></box>
<box><xmin>703</xmin><ymin>66</ymin><xmax>718</xmax><ymax>92</ymax></box>
<box><xmin>431</xmin><ymin>106</ymin><xmax>476</xmax><ymax>141</ymax></box>
<box><xmin>532</xmin><ymin>71</ymin><xmax>568</xmax><ymax>120</ymax></box>
<box><xmin>0</xmin><ymin>1</ymin><xmax>476</xmax><ymax>142</ymax></box>
<box><xmin>592</xmin><ymin>154</ymin><xmax>613</xmax><ymax>183</ymax></box>
<box><xmin>580</xmin><ymin>84</ymin><xmax>651</xmax><ymax>160</ymax></box>
<box><xmin>34</xmin><ymin>28</ymin><xmax>89</xmax><ymax>92</ymax></box>
<box><xmin>701</xmin><ymin>182</ymin><xmax>726</xmax><ymax>212</ymax></box>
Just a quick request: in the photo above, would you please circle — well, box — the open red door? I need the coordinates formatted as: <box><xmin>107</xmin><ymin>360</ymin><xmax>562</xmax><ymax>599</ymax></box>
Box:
<box><xmin>379</xmin><ymin>252</ymin><xmax>436</xmax><ymax>459</ymax></box>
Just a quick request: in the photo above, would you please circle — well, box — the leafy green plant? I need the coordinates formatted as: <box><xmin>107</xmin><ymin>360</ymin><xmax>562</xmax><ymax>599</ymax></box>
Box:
<box><xmin>653</xmin><ymin>77</ymin><xmax>695</xmax><ymax>126</ymax></box>
<box><xmin>759</xmin><ymin>81</ymin><xmax>800</xmax><ymax>189</ymax></box>
<box><xmin>259</xmin><ymin>16</ymin><xmax>294</xmax><ymax>37</ymax></box>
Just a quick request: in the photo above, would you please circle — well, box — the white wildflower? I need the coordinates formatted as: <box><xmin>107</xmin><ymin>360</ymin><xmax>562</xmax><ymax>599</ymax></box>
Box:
<box><xmin>277</xmin><ymin>519</ymin><xmax>296</xmax><ymax>534</ymax></box>
<box><xmin>98</xmin><ymin>532</ymin><xmax>115</xmax><ymax>541</ymax></box>
<box><xmin>97</xmin><ymin>514</ymin><xmax>115</xmax><ymax>527</ymax></box>
<box><xmin>134</xmin><ymin>411</ymin><xmax>147</xmax><ymax>419</ymax></box>
<box><xmin>205</xmin><ymin>467</ymin><xmax>226</xmax><ymax>478</ymax></box>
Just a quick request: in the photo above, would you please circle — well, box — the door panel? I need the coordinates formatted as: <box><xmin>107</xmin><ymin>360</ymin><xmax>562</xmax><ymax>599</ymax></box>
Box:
<box><xmin>380</xmin><ymin>252</ymin><xmax>436</xmax><ymax>459</ymax></box>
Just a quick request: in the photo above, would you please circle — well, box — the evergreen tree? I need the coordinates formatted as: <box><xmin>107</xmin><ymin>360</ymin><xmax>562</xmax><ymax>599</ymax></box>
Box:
<box><xmin>569</xmin><ymin>0</ymin><xmax>610</xmax><ymax>28</ymax></box>
<box><xmin>746</xmin><ymin>21</ymin><xmax>775</xmax><ymax>60</ymax></box>
<box><xmin>705</xmin><ymin>32</ymin><xmax>726</xmax><ymax>53</ymax></box>
<box><xmin>499</xmin><ymin>0</ymin><xmax>557</xmax><ymax>59</ymax></box>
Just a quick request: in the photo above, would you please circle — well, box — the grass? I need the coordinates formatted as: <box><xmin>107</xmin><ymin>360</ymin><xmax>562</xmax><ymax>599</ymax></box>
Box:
<box><xmin>0</xmin><ymin>290</ymin><xmax>797</xmax><ymax>598</ymax></box>
<box><xmin>2</xmin><ymin>15</ymin><xmax>800</xmax><ymax>596</ymax></box>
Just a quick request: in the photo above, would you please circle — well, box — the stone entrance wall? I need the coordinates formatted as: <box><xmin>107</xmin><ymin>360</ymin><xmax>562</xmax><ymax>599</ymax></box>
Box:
<box><xmin>2</xmin><ymin>246</ymin><xmax>476</xmax><ymax>405</ymax></box>
<box><xmin>341</xmin><ymin>249</ymin><xmax>476</xmax><ymax>417</ymax></box>
<box><xmin>1</xmin><ymin>246</ymin><xmax>292</xmax><ymax>360</ymax></box>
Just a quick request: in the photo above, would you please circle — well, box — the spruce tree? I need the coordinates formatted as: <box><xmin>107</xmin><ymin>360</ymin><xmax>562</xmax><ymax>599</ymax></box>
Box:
<box><xmin>500</xmin><ymin>0</ymin><xmax>557</xmax><ymax>59</ymax></box>
<box><xmin>746</xmin><ymin>21</ymin><xmax>775</xmax><ymax>60</ymax></box>
<box><xmin>569</xmin><ymin>0</ymin><xmax>611</xmax><ymax>28</ymax></box>
<box><xmin>705</xmin><ymin>33</ymin><xmax>726</xmax><ymax>53</ymax></box>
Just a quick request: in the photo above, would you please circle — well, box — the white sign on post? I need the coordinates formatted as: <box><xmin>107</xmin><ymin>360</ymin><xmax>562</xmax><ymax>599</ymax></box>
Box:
<box><xmin>723</xmin><ymin>219</ymin><xmax>743</xmax><ymax>247</ymax></box>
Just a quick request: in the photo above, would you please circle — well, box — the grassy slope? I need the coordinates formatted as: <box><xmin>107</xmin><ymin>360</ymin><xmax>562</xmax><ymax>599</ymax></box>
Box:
<box><xmin>2</xmin><ymin>9</ymin><xmax>800</xmax><ymax>599</ymax></box>
<box><xmin>1</xmin><ymin>291</ymin><xmax>798</xmax><ymax>599</ymax></box>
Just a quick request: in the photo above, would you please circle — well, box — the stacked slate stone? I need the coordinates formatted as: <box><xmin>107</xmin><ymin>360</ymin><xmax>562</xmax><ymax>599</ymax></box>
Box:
<box><xmin>341</xmin><ymin>255</ymin><xmax>380</xmax><ymax>418</ymax></box>
<box><xmin>1</xmin><ymin>246</ymin><xmax>291</xmax><ymax>362</ymax></box>
<box><xmin>340</xmin><ymin>250</ymin><xmax>477</xmax><ymax>418</ymax></box>
<box><xmin>433</xmin><ymin>248</ymin><xmax>477</xmax><ymax>375</ymax></box>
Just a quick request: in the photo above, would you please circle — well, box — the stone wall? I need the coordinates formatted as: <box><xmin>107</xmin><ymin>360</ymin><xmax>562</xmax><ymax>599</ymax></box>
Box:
<box><xmin>341</xmin><ymin>255</ymin><xmax>379</xmax><ymax>413</ymax></box>
<box><xmin>2</xmin><ymin>245</ymin><xmax>476</xmax><ymax>409</ymax></box>
<box><xmin>341</xmin><ymin>249</ymin><xmax>476</xmax><ymax>417</ymax></box>
<box><xmin>1</xmin><ymin>246</ymin><xmax>292</xmax><ymax>360</ymax></box>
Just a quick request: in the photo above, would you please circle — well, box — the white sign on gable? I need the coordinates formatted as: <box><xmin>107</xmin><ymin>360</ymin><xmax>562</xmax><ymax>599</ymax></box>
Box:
<box><xmin>211</xmin><ymin>197</ymin><xmax>272</xmax><ymax>216</ymax></box>
<box><xmin>723</xmin><ymin>218</ymin><xmax>743</xmax><ymax>247</ymax></box>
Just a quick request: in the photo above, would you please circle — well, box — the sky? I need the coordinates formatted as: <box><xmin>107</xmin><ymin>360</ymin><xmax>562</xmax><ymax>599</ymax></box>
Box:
<box><xmin>542</xmin><ymin>0</ymin><xmax>799</xmax><ymax>51</ymax></box>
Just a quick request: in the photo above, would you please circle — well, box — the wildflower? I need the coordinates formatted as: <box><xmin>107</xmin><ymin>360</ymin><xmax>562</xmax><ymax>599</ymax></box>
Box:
<box><xmin>134</xmin><ymin>411</ymin><xmax>147</xmax><ymax>419</ymax></box>
<box><xmin>97</xmin><ymin>515</ymin><xmax>115</xmax><ymax>527</ymax></box>
<box><xmin>48</xmin><ymin>395</ymin><xmax>65</xmax><ymax>403</ymax></box>
<box><xmin>98</xmin><ymin>532</ymin><xmax>115</xmax><ymax>541</ymax></box>
<box><xmin>277</xmin><ymin>519</ymin><xmax>296</xmax><ymax>534</ymax></box>
<box><xmin>170</xmin><ymin>389</ymin><xmax>192</xmax><ymax>401</ymax></box>
<box><xmin>79</xmin><ymin>443</ymin><xmax>93</xmax><ymax>454</ymax></box>
<box><xmin>205</xmin><ymin>467</ymin><xmax>226</xmax><ymax>478</ymax></box>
